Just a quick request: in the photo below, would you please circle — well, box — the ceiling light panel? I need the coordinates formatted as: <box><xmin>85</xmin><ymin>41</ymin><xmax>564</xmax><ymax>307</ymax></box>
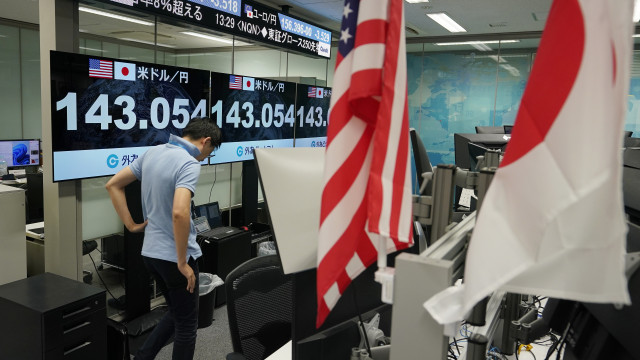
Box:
<box><xmin>470</xmin><ymin>43</ymin><xmax>492</xmax><ymax>51</ymax></box>
<box><xmin>435</xmin><ymin>40</ymin><xmax>520</xmax><ymax>46</ymax></box>
<box><xmin>119</xmin><ymin>38</ymin><xmax>176</xmax><ymax>48</ymax></box>
<box><xmin>79</xmin><ymin>6</ymin><xmax>154</xmax><ymax>26</ymax></box>
<box><xmin>426</xmin><ymin>13</ymin><xmax>466</xmax><ymax>33</ymax></box>
<box><xmin>181</xmin><ymin>31</ymin><xmax>234</xmax><ymax>44</ymax></box>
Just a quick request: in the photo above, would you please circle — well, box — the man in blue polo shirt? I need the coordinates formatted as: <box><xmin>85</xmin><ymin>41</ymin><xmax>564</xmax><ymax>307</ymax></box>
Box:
<box><xmin>106</xmin><ymin>117</ymin><xmax>222</xmax><ymax>360</ymax></box>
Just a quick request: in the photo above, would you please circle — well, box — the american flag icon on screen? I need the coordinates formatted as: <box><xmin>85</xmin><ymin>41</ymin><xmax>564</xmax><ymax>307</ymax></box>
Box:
<box><xmin>229</xmin><ymin>75</ymin><xmax>242</xmax><ymax>89</ymax></box>
<box><xmin>308</xmin><ymin>86</ymin><xmax>316</xmax><ymax>98</ymax></box>
<box><xmin>89</xmin><ymin>58</ymin><xmax>113</xmax><ymax>79</ymax></box>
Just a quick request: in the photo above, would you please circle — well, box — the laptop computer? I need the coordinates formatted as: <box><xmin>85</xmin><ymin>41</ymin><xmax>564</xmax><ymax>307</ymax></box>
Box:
<box><xmin>192</xmin><ymin>201</ymin><xmax>243</xmax><ymax>240</ymax></box>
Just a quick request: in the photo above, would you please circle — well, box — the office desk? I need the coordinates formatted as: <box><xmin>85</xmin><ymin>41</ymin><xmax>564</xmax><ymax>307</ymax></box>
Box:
<box><xmin>0</xmin><ymin>178</ymin><xmax>27</xmax><ymax>186</ymax></box>
<box><xmin>266</xmin><ymin>341</ymin><xmax>291</xmax><ymax>360</ymax></box>
<box><xmin>27</xmin><ymin>220</ymin><xmax>45</xmax><ymax>239</ymax></box>
<box><xmin>0</xmin><ymin>184</ymin><xmax>27</xmax><ymax>285</ymax></box>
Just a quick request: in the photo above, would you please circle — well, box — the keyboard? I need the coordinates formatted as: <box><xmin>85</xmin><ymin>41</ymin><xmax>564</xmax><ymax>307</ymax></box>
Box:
<box><xmin>199</xmin><ymin>226</ymin><xmax>241</xmax><ymax>239</ymax></box>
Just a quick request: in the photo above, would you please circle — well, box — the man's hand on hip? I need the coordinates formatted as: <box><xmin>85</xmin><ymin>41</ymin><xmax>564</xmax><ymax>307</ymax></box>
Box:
<box><xmin>178</xmin><ymin>262</ymin><xmax>196</xmax><ymax>293</ymax></box>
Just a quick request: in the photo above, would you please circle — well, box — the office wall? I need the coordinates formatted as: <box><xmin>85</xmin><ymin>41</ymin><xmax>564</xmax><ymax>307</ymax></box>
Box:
<box><xmin>408</xmin><ymin>40</ymin><xmax>640</xmax><ymax>168</ymax></box>
<box><xmin>407</xmin><ymin>43</ymin><xmax>533</xmax><ymax>165</ymax></box>
<box><xmin>0</xmin><ymin>24</ymin><xmax>23</xmax><ymax>139</ymax></box>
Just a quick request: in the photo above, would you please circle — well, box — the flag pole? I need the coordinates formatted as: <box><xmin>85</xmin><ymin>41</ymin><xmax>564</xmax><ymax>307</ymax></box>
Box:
<box><xmin>375</xmin><ymin>234</ymin><xmax>396</xmax><ymax>304</ymax></box>
<box><xmin>377</xmin><ymin>236</ymin><xmax>387</xmax><ymax>270</ymax></box>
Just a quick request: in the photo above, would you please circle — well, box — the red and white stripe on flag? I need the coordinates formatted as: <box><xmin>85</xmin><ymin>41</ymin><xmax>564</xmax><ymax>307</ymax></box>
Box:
<box><xmin>425</xmin><ymin>0</ymin><xmax>633</xmax><ymax>325</ymax></box>
<box><xmin>316</xmin><ymin>0</ymin><xmax>413</xmax><ymax>328</ymax></box>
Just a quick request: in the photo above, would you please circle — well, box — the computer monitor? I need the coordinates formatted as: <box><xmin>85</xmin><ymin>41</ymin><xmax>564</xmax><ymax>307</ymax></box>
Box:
<box><xmin>475</xmin><ymin>126</ymin><xmax>505</xmax><ymax>134</ymax></box>
<box><xmin>454</xmin><ymin>133</ymin><xmax>509</xmax><ymax>171</ymax></box>
<box><xmin>454</xmin><ymin>133</ymin><xmax>509</xmax><ymax>209</ymax></box>
<box><xmin>292</xmin><ymin>265</ymin><xmax>390</xmax><ymax>360</ymax></box>
<box><xmin>468</xmin><ymin>142</ymin><xmax>503</xmax><ymax>172</ymax></box>
<box><xmin>0</xmin><ymin>139</ymin><xmax>40</xmax><ymax>167</ymax></box>
<box><xmin>409</xmin><ymin>128</ymin><xmax>433</xmax><ymax>195</ymax></box>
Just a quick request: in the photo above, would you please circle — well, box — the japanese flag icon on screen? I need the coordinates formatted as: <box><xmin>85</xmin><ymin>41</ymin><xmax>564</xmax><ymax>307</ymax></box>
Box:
<box><xmin>316</xmin><ymin>87</ymin><xmax>324</xmax><ymax>98</ymax></box>
<box><xmin>114</xmin><ymin>61</ymin><xmax>136</xmax><ymax>81</ymax></box>
<box><xmin>243</xmin><ymin>77</ymin><xmax>255</xmax><ymax>91</ymax></box>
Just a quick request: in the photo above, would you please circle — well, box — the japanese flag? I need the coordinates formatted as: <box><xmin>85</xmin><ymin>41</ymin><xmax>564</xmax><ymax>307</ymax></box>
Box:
<box><xmin>424</xmin><ymin>0</ymin><xmax>633</xmax><ymax>325</ymax></box>
<box><xmin>114</xmin><ymin>61</ymin><xmax>136</xmax><ymax>81</ymax></box>
<box><xmin>243</xmin><ymin>77</ymin><xmax>255</xmax><ymax>91</ymax></box>
<box><xmin>316</xmin><ymin>87</ymin><xmax>324</xmax><ymax>98</ymax></box>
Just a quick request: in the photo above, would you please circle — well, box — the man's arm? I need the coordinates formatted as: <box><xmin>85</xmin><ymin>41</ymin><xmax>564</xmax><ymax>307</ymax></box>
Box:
<box><xmin>173</xmin><ymin>187</ymin><xmax>196</xmax><ymax>293</ymax></box>
<box><xmin>105</xmin><ymin>166</ymin><xmax>147</xmax><ymax>233</ymax></box>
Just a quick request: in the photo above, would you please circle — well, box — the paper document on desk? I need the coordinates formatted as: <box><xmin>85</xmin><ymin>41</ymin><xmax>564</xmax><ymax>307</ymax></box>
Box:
<box><xmin>424</xmin><ymin>0</ymin><xmax>632</xmax><ymax>324</ymax></box>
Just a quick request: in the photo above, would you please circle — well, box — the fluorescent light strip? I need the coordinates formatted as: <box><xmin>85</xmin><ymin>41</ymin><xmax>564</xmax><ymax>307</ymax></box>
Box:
<box><xmin>435</xmin><ymin>40</ymin><xmax>520</xmax><ymax>46</ymax></box>
<box><xmin>633</xmin><ymin>34</ymin><xmax>640</xmax><ymax>38</ymax></box>
<box><xmin>80</xmin><ymin>46</ymin><xmax>107</xmax><ymax>53</ymax></box>
<box><xmin>181</xmin><ymin>31</ymin><xmax>234</xmax><ymax>44</ymax></box>
<box><xmin>500</xmin><ymin>64</ymin><xmax>521</xmax><ymax>77</ymax></box>
<box><xmin>406</xmin><ymin>0</ymin><xmax>429</xmax><ymax>3</ymax></box>
<box><xmin>427</xmin><ymin>13</ymin><xmax>466</xmax><ymax>33</ymax></box>
<box><xmin>470</xmin><ymin>43</ymin><xmax>492</xmax><ymax>51</ymax></box>
<box><xmin>120</xmin><ymin>37</ymin><xmax>176</xmax><ymax>48</ymax></box>
<box><xmin>79</xmin><ymin>6</ymin><xmax>154</xmax><ymax>26</ymax></box>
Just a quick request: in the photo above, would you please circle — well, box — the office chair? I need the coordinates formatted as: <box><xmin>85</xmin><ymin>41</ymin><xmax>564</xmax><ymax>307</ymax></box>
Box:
<box><xmin>225</xmin><ymin>255</ymin><xmax>293</xmax><ymax>360</ymax></box>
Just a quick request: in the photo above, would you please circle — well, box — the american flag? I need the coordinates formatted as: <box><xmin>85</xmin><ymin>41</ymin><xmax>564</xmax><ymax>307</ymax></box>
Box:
<box><xmin>89</xmin><ymin>58</ymin><xmax>113</xmax><ymax>79</ymax></box>
<box><xmin>316</xmin><ymin>0</ymin><xmax>413</xmax><ymax>328</ymax></box>
<box><xmin>308</xmin><ymin>86</ymin><xmax>317</xmax><ymax>98</ymax></box>
<box><xmin>229</xmin><ymin>75</ymin><xmax>242</xmax><ymax>89</ymax></box>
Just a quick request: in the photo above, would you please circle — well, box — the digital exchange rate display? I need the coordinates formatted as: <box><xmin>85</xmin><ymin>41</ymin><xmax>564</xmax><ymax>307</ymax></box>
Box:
<box><xmin>294</xmin><ymin>85</ymin><xmax>331</xmax><ymax>148</ymax></box>
<box><xmin>50</xmin><ymin>51</ymin><xmax>210</xmax><ymax>182</ymax></box>
<box><xmin>97</xmin><ymin>0</ymin><xmax>332</xmax><ymax>58</ymax></box>
<box><xmin>209</xmin><ymin>72</ymin><xmax>296</xmax><ymax>163</ymax></box>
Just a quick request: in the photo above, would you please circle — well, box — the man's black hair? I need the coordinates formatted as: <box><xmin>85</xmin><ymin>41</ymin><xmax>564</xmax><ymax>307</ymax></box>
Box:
<box><xmin>182</xmin><ymin>117</ymin><xmax>222</xmax><ymax>150</ymax></box>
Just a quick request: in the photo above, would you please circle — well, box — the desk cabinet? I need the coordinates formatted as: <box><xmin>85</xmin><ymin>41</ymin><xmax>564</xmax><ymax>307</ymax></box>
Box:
<box><xmin>198</xmin><ymin>230</ymin><xmax>252</xmax><ymax>307</ymax></box>
<box><xmin>0</xmin><ymin>184</ymin><xmax>26</xmax><ymax>285</ymax></box>
<box><xmin>0</xmin><ymin>273</ymin><xmax>106</xmax><ymax>360</ymax></box>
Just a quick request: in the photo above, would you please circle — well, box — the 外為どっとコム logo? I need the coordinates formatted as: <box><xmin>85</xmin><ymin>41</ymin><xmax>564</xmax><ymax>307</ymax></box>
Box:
<box><xmin>107</xmin><ymin>154</ymin><xmax>119</xmax><ymax>168</ymax></box>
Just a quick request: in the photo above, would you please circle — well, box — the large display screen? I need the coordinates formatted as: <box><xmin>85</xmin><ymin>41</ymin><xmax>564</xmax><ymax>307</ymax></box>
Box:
<box><xmin>95</xmin><ymin>0</ymin><xmax>331</xmax><ymax>58</ymax></box>
<box><xmin>50</xmin><ymin>51</ymin><xmax>210</xmax><ymax>182</ymax></box>
<box><xmin>0</xmin><ymin>140</ymin><xmax>40</xmax><ymax>167</ymax></box>
<box><xmin>294</xmin><ymin>85</ymin><xmax>331</xmax><ymax>148</ymax></box>
<box><xmin>209</xmin><ymin>71</ymin><xmax>296</xmax><ymax>163</ymax></box>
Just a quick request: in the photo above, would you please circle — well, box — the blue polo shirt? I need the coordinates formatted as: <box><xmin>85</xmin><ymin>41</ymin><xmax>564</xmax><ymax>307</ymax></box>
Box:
<box><xmin>129</xmin><ymin>134</ymin><xmax>203</xmax><ymax>263</ymax></box>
